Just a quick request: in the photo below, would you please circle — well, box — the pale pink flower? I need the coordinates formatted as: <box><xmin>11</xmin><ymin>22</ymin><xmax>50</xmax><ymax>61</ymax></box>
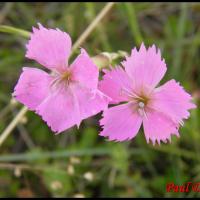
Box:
<box><xmin>99</xmin><ymin>43</ymin><xmax>196</xmax><ymax>145</ymax></box>
<box><xmin>13</xmin><ymin>23</ymin><xmax>109</xmax><ymax>133</ymax></box>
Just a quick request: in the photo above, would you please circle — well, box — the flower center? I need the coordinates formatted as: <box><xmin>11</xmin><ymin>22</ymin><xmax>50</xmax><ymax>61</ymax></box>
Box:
<box><xmin>50</xmin><ymin>69</ymin><xmax>73</xmax><ymax>91</ymax></box>
<box><xmin>61</xmin><ymin>70</ymin><xmax>72</xmax><ymax>84</ymax></box>
<box><xmin>121</xmin><ymin>87</ymin><xmax>151</xmax><ymax>117</ymax></box>
<box><xmin>136</xmin><ymin>95</ymin><xmax>149</xmax><ymax>117</ymax></box>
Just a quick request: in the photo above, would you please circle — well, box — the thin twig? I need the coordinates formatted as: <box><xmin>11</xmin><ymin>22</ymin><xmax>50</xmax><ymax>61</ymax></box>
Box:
<box><xmin>0</xmin><ymin>148</ymin><xmax>111</xmax><ymax>162</ymax></box>
<box><xmin>0</xmin><ymin>103</ymin><xmax>12</xmax><ymax>120</ymax></box>
<box><xmin>0</xmin><ymin>163</ymin><xmax>40</xmax><ymax>171</ymax></box>
<box><xmin>11</xmin><ymin>107</ymin><xmax>35</xmax><ymax>149</ymax></box>
<box><xmin>0</xmin><ymin>2</ymin><xmax>115</xmax><ymax>147</ymax></box>
<box><xmin>0</xmin><ymin>106</ymin><xmax>28</xmax><ymax>147</ymax></box>
<box><xmin>71</xmin><ymin>2</ymin><xmax>115</xmax><ymax>52</ymax></box>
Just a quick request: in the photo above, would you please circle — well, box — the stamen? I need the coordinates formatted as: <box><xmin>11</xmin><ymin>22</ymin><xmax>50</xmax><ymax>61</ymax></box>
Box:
<box><xmin>49</xmin><ymin>70</ymin><xmax>72</xmax><ymax>91</ymax></box>
<box><xmin>121</xmin><ymin>87</ymin><xmax>142</xmax><ymax>100</ymax></box>
<box><xmin>143</xmin><ymin>109</ymin><xmax>148</xmax><ymax>120</ymax></box>
<box><xmin>137</xmin><ymin>102</ymin><xmax>148</xmax><ymax>119</ymax></box>
<box><xmin>138</xmin><ymin>102</ymin><xmax>145</xmax><ymax>108</ymax></box>
<box><xmin>50</xmin><ymin>77</ymin><xmax>61</xmax><ymax>90</ymax></box>
<box><xmin>138</xmin><ymin>108</ymin><xmax>144</xmax><ymax>116</ymax></box>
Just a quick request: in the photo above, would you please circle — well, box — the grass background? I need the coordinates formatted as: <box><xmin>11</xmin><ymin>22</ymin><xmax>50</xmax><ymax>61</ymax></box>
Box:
<box><xmin>0</xmin><ymin>2</ymin><xmax>200</xmax><ymax>197</ymax></box>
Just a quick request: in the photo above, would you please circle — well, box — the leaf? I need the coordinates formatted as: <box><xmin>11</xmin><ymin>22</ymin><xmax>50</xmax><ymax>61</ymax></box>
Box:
<box><xmin>42</xmin><ymin>167</ymin><xmax>72</xmax><ymax>197</ymax></box>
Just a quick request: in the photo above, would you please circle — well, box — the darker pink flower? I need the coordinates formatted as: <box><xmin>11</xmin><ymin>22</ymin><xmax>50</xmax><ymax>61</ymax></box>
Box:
<box><xmin>99</xmin><ymin>43</ymin><xmax>196</xmax><ymax>145</ymax></box>
<box><xmin>13</xmin><ymin>23</ymin><xmax>109</xmax><ymax>133</ymax></box>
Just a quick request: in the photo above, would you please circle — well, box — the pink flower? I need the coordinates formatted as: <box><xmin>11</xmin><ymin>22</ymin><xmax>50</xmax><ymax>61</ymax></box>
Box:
<box><xmin>99</xmin><ymin>43</ymin><xmax>196</xmax><ymax>145</ymax></box>
<box><xmin>13</xmin><ymin>23</ymin><xmax>109</xmax><ymax>133</ymax></box>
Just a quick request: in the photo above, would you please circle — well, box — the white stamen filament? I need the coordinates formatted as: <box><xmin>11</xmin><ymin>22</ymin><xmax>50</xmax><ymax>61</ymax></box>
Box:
<box><xmin>121</xmin><ymin>87</ymin><xmax>143</xmax><ymax>100</ymax></box>
<box><xmin>138</xmin><ymin>108</ymin><xmax>144</xmax><ymax>116</ymax></box>
<box><xmin>138</xmin><ymin>102</ymin><xmax>145</xmax><ymax>108</ymax></box>
<box><xmin>50</xmin><ymin>77</ymin><xmax>61</xmax><ymax>90</ymax></box>
<box><xmin>138</xmin><ymin>102</ymin><xmax>148</xmax><ymax>119</ymax></box>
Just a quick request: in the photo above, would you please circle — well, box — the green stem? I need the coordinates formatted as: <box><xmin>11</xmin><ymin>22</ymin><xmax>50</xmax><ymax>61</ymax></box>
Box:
<box><xmin>0</xmin><ymin>25</ymin><xmax>30</xmax><ymax>38</ymax></box>
<box><xmin>0</xmin><ymin>146</ymin><xmax>198</xmax><ymax>162</ymax></box>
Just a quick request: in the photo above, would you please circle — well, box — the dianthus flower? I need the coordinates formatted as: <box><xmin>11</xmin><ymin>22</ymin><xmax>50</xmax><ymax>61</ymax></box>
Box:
<box><xmin>99</xmin><ymin>44</ymin><xmax>196</xmax><ymax>144</ymax></box>
<box><xmin>14</xmin><ymin>24</ymin><xmax>109</xmax><ymax>133</ymax></box>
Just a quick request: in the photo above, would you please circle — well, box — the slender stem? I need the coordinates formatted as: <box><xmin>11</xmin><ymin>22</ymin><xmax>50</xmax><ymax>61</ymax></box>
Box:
<box><xmin>0</xmin><ymin>148</ymin><xmax>111</xmax><ymax>162</ymax></box>
<box><xmin>11</xmin><ymin>107</ymin><xmax>35</xmax><ymax>149</ymax></box>
<box><xmin>0</xmin><ymin>163</ymin><xmax>41</xmax><ymax>171</ymax></box>
<box><xmin>0</xmin><ymin>163</ymin><xmax>68</xmax><ymax>173</ymax></box>
<box><xmin>85</xmin><ymin>3</ymin><xmax>112</xmax><ymax>51</ymax></box>
<box><xmin>71</xmin><ymin>2</ymin><xmax>115</xmax><ymax>52</ymax></box>
<box><xmin>0</xmin><ymin>2</ymin><xmax>115</xmax><ymax>148</ymax></box>
<box><xmin>0</xmin><ymin>103</ymin><xmax>12</xmax><ymax>120</ymax></box>
<box><xmin>0</xmin><ymin>146</ymin><xmax>198</xmax><ymax>162</ymax></box>
<box><xmin>0</xmin><ymin>106</ymin><xmax>28</xmax><ymax>147</ymax></box>
<box><xmin>0</xmin><ymin>25</ymin><xmax>30</xmax><ymax>38</ymax></box>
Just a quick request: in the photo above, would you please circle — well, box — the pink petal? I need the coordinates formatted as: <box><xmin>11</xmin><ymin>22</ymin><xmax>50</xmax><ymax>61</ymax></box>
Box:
<box><xmin>143</xmin><ymin>108</ymin><xmax>179</xmax><ymax>145</ymax></box>
<box><xmin>36</xmin><ymin>83</ymin><xmax>109</xmax><ymax>133</ymax></box>
<box><xmin>99</xmin><ymin>66</ymin><xmax>133</xmax><ymax>104</ymax></box>
<box><xmin>70</xmin><ymin>84</ymin><xmax>109</xmax><ymax>121</ymax></box>
<box><xmin>122</xmin><ymin>43</ymin><xmax>167</xmax><ymax>92</ymax></box>
<box><xmin>36</xmin><ymin>85</ymin><xmax>80</xmax><ymax>133</ymax></box>
<box><xmin>100</xmin><ymin>103</ymin><xmax>142</xmax><ymax>142</ymax></box>
<box><xmin>70</xmin><ymin>48</ymin><xmax>99</xmax><ymax>90</ymax></box>
<box><xmin>13</xmin><ymin>67</ymin><xmax>52</xmax><ymax>110</ymax></box>
<box><xmin>26</xmin><ymin>23</ymin><xmax>72</xmax><ymax>72</ymax></box>
<box><xmin>150</xmin><ymin>79</ymin><xmax>196</xmax><ymax>126</ymax></box>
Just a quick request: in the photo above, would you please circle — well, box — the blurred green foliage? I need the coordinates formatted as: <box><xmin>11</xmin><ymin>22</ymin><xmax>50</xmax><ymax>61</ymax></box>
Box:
<box><xmin>0</xmin><ymin>2</ymin><xmax>200</xmax><ymax>198</ymax></box>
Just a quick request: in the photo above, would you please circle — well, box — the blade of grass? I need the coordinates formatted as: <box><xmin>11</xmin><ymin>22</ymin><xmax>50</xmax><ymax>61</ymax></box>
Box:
<box><xmin>0</xmin><ymin>146</ymin><xmax>198</xmax><ymax>162</ymax></box>
<box><xmin>122</xmin><ymin>3</ymin><xmax>143</xmax><ymax>46</ymax></box>
<box><xmin>0</xmin><ymin>148</ymin><xmax>112</xmax><ymax>162</ymax></box>
<box><xmin>150</xmin><ymin>145</ymin><xmax>198</xmax><ymax>160</ymax></box>
<box><xmin>171</xmin><ymin>3</ymin><xmax>187</xmax><ymax>78</ymax></box>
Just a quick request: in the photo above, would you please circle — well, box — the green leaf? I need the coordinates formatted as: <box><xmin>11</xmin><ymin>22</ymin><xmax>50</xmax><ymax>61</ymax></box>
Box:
<box><xmin>42</xmin><ymin>167</ymin><xmax>72</xmax><ymax>197</ymax></box>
